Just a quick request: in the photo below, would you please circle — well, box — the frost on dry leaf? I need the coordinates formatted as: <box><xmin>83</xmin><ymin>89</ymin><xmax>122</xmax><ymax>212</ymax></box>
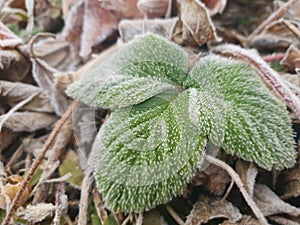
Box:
<box><xmin>67</xmin><ymin>33</ymin><xmax>296</xmax><ymax>212</ymax></box>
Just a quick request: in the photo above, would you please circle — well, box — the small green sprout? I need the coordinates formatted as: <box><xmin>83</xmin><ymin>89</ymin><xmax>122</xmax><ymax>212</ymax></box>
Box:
<box><xmin>67</xmin><ymin>34</ymin><xmax>296</xmax><ymax>212</ymax></box>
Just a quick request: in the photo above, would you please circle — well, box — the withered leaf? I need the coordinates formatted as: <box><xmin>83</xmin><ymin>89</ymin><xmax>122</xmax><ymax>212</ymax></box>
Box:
<box><xmin>202</xmin><ymin>163</ymin><xmax>231</xmax><ymax>196</ymax></box>
<box><xmin>281</xmin><ymin>45</ymin><xmax>300</xmax><ymax>73</ymax></box>
<box><xmin>281</xmin><ymin>158</ymin><xmax>300</xmax><ymax>199</ymax></box>
<box><xmin>0</xmin><ymin>21</ymin><xmax>23</xmax><ymax>47</ymax></box>
<box><xmin>0</xmin><ymin>49</ymin><xmax>30</xmax><ymax>82</ymax></box>
<box><xmin>100</xmin><ymin>0</ymin><xmax>142</xmax><ymax>19</ymax></box>
<box><xmin>119</xmin><ymin>18</ymin><xmax>179</xmax><ymax>43</ymax></box>
<box><xmin>269</xmin><ymin>215</ymin><xmax>300</xmax><ymax>225</ymax></box>
<box><xmin>0</xmin><ymin>111</ymin><xmax>57</xmax><ymax>132</ymax></box>
<box><xmin>31</xmin><ymin>57</ymin><xmax>69</xmax><ymax>116</ymax></box>
<box><xmin>30</xmin><ymin>37</ymin><xmax>72</xmax><ymax>71</ymax></box>
<box><xmin>173</xmin><ymin>0</ymin><xmax>220</xmax><ymax>46</ymax></box>
<box><xmin>235</xmin><ymin>160</ymin><xmax>258</xmax><ymax>197</ymax></box>
<box><xmin>0</xmin><ymin>128</ymin><xmax>19</xmax><ymax>151</ymax></box>
<box><xmin>220</xmin><ymin>215</ymin><xmax>260</xmax><ymax>225</ymax></box>
<box><xmin>254</xmin><ymin>184</ymin><xmax>300</xmax><ymax>217</ymax></box>
<box><xmin>201</xmin><ymin>0</ymin><xmax>227</xmax><ymax>16</ymax></box>
<box><xmin>0</xmin><ymin>80</ymin><xmax>54</xmax><ymax>113</ymax></box>
<box><xmin>137</xmin><ymin>0</ymin><xmax>169</xmax><ymax>18</ymax></box>
<box><xmin>184</xmin><ymin>195</ymin><xmax>242</xmax><ymax>225</ymax></box>
<box><xmin>79</xmin><ymin>0</ymin><xmax>118</xmax><ymax>59</ymax></box>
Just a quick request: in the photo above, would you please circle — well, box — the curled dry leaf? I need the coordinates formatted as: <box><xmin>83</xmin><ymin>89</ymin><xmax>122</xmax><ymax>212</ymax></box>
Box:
<box><xmin>202</xmin><ymin>164</ymin><xmax>231</xmax><ymax>196</ymax></box>
<box><xmin>201</xmin><ymin>0</ymin><xmax>227</xmax><ymax>16</ymax></box>
<box><xmin>185</xmin><ymin>195</ymin><xmax>242</xmax><ymax>225</ymax></box>
<box><xmin>0</xmin><ymin>21</ymin><xmax>23</xmax><ymax>48</ymax></box>
<box><xmin>0</xmin><ymin>175</ymin><xmax>31</xmax><ymax>210</ymax></box>
<box><xmin>0</xmin><ymin>81</ymin><xmax>54</xmax><ymax>113</ymax></box>
<box><xmin>235</xmin><ymin>160</ymin><xmax>258</xmax><ymax>197</ymax></box>
<box><xmin>0</xmin><ymin>128</ymin><xmax>19</xmax><ymax>151</ymax></box>
<box><xmin>254</xmin><ymin>184</ymin><xmax>300</xmax><ymax>217</ymax></box>
<box><xmin>30</xmin><ymin>37</ymin><xmax>72</xmax><ymax>70</ymax></box>
<box><xmin>137</xmin><ymin>0</ymin><xmax>169</xmax><ymax>18</ymax></box>
<box><xmin>220</xmin><ymin>215</ymin><xmax>260</xmax><ymax>225</ymax></box>
<box><xmin>281</xmin><ymin>158</ymin><xmax>300</xmax><ymax>199</ymax></box>
<box><xmin>0</xmin><ymin>49</ymin><xmax>30</xmax><ymax>82</ymax></box>
<box><xmin>19</xmin><ymin>203</ymin><xmax>56</xmax><ymax>222</ymax></box>
<box><xmin>268</xmin><ymin>215</ymin><xmax>300</xmax><ymax>225</ymax></box>
<box><xmin>173</xmin><ymin>0</ymin><xmax>220</xmax><ymax>46</ymax></box>
<box><xmin>0</xmin><ymin>111</ymin><xmax>57</xmax><ymax>132</ymax></box>
<box><xmin>31</xmin><ymin>57</ymin><xmax>69</xmax><ymax>116</ymax></box>
<box><xmin>281</xmin><ymin>45</ymin><xmax>300</xmax><ymax>72</ymax></box>
<box><xmin>79</xmin><ymin>0</ymin><xmax>118</xmax><ymax>59</ymax></box>
<box><xmin>119</xmin><ymin>18</ymin><xmax>178</xmax><ymax>43</ymax></box>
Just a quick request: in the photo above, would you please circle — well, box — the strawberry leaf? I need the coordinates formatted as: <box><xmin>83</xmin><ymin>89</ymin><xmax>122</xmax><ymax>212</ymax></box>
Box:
<box><xmin>93</xmin><ymin>90</ymin><xmax>206</xmax><ymax>212</ymax></box>
<box><xmin>186</xmin><ymin>55</ymin><xmax>296</xmax><ymax>170</ymax></box>
<box><xmin>67</xmin><ymin>34</ymin><xmax>187</xmax><ymax>109</ymax></box>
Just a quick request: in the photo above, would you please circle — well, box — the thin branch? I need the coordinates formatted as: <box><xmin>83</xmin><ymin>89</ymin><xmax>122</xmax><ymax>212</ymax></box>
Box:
<box><xmin>204</xmin><ymin>155</ymin><xmax>269</xmax><ymax>225</ymax></box>
<box><xmin>282</xmin><ymin>19</ymin><xmax>300</xmax><ymax>41</ymax></box>
<box><xmin>249</xmin><ymin>0</ymin><xmax>297</xmax><ymax>40</ymax></box>
<box><xmin>262</xmin><ymin>53</ymin><xmax>286</xmax><ymax>62</ymax></box>
<box><xmin>1</xmin><ymin>101</ymin><xmax>76</xmax><ymax>225</ymax></box>
<box><xmin>165</xmin><ymin>205</ymin><xmax>184</xmax><ymax>225</ymax></box>
<box><xmin>212</xmin><ymin>44</ymin><xmax>300</xmax><ymax>119</ymax></box>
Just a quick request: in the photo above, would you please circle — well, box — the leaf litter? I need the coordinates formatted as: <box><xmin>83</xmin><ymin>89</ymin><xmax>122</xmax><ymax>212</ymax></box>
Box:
<box><xmin>0</xmin><ymin>0</ymin><xmax>299</xmax><ymax>225</ymax></box>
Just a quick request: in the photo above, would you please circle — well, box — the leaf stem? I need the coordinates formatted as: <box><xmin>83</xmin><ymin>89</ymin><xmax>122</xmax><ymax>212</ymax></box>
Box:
<box><xmin>204</xmin><ymin>155</ymin><xmax>269</xmax><ymax>225</ymax></box>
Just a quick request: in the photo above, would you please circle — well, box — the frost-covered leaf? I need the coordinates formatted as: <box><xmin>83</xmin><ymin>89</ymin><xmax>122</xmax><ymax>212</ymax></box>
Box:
<box><xmin>67</xmin><ymin>34</ymin><xmax>188</xmax><ymax>109</ymax></box>
<box><xmin>93</xmin><ymin>90</ymin><xmax>206</xmax><ymax>212</ymax></box>
<box><xmin>185</xmin><ymin>55</ymin><xmax>296</xmax><ymax>170</ymax></box>
<box><xmin>21</xmin><ymin>203</ymin><xmax>56</xmax><ymax>222</ymax></box>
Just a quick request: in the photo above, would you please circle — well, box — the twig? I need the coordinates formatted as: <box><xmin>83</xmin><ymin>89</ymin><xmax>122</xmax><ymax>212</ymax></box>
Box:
<box><xmin>212</xmin><ymin>44</ymin><xmax>300</xmax><ymax>119</ymax></box>
<box><xmin>52</xmin><ymin>181</ymin><xmax>65</xmax><ymax>225</ymax></box>
<box><xmin>249</xmin><ymin>0</ymin><xmax>297</xmax><ymax>40</ymax></box>
<box><xmin>93</xmin><ymin>187</ymin><xmax>108</xmax><ymax>224</ymax></box>
<box><xmin>1</xmin><ymin>101</ymin><xmax>76</xmax><ymax>225</ymax></box>
<box><xmin>204</xmin><ymin>155</ymin><xmax>269</xmax><ymax>225</ymax></box>
<box><xmin>165</xmin><ymin>205</ymin><xmax>184</xmax><ymax>225</ymax></box>
<box><xmin>282</xmin><ymin>19</ymin><xmax>300</xmax><ymax>41</ymax></box>
<box><xmin>221</xmin><ymin>179</ymin><xmax>234</xmax><ymax>202</ymax></box>
<box><xmin>78</xmin><ymin>126</ymin><xmax>103</xmax><ymax>225</ymax></box>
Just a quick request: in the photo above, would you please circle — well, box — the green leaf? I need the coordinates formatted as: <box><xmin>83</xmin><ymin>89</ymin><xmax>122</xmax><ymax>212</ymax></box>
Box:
<box><xmin>93</xmin><ymin>90</ymin><xmax>206</xmax><ymax>212</ymax></box>
<box><xmin>67</xmin><ymin>34</ymin><xmax>187</xmax><ymax>109</ymax></box>
<box><xmin>185</xmin><ymin>55</ymin><xmax>296</xmax><ymax>170</ymax></box>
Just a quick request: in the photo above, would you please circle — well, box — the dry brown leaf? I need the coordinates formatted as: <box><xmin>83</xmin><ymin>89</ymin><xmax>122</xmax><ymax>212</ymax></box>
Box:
<box><xmin>185</xmin><ymin>195</ymin><xmax>242</xmax><ymax>225</ymax></box>
<box><xmin>63</xmin><ymin>0</ymin><xmax>118</xmax><ymax>60</ymax></box>
<box><xmin>0</xmin><ymin>175</ymin><xmax>31</xmax><ymax>210</ymax></box>
<box><xmin>281</xmin><ymin>158</ymin><xmax>300</xmax><ymax>199</ymax></box>
<box><xmin>31</xmin><ymin>58</ymin><xmax>69</xmax><ymax>116</ymax></box>
<box><xmin>254</xmin><ymin>184</ymin><xmax>300</xmax><ymax>217</ymax></box>
<box><xmin>201</xmin><ymin>0</ymin><xmax>227</xmax><ymax>16</ymax></box>
<box><xmin>220</xmin><ymin>215</ymin><xmax>260</xmax><ymax>225</ymax></box>
<box><xmin>0</xmin><ymin>49</ymin><xmax>30</xmax><ymax>82</ymax></box>
<box><xmin>202</xmin><ymin>163</ymin><xmax>231</xmax><ymax>196</ymax></box>
<box><xmin>269</xmin><ymin>215</ymin><xmax>300</xmax><ymax>225</ymax></box>
<box><xmin>281</xmin><ymin>45</ymin><xmax>300</xmax><ymax>72</ymax></box>
<box><xmin>30</xmin><ymin>37</ymin><xmax>73</xmax><ymax>70</ymax></box>
<box><xmin>0</xmin><ymin>81</ymin><xmax>54</xmax><ymax>113</ymax></box>
<box><xmin>1</xmin><ymin>111</ymin><xmax>57</xmax><ymax>132</ymax></box>
<box><xmin>173</xmin><ymin>0</ymin><xmax>220</xmax><ymax>46</ymax></box>
<box><xmin>100</xmin><ymin>0</ymin><xmax>143</xmax><ymax>19</ymax></box>
<box><xmin>137</xmin><ymin>0</ymin><xmax>169</xmax><ymax>18</ymax></box>
<box><xmin>0</xmin><ymin>21</ymin><xmax>23</xmax><ymax>48</ymax></box>
<box><xmin>0</xmin><ymin>128</ymin><xmax>19</xmax><ymax>151</ymax></box>
<box><xmin>63</xmin><ymin>0</ymin><xmax>84</xmax><ymax>57</ymax></box>
<box><xmin>235</xmin><ymin>160</ymin><xmax>258</xmax><ymax>197</ymax></box>
<box><xmin>119</xmin><ymin>18</ymin><xmax>178</xmax><ymax>42</ymax></box>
